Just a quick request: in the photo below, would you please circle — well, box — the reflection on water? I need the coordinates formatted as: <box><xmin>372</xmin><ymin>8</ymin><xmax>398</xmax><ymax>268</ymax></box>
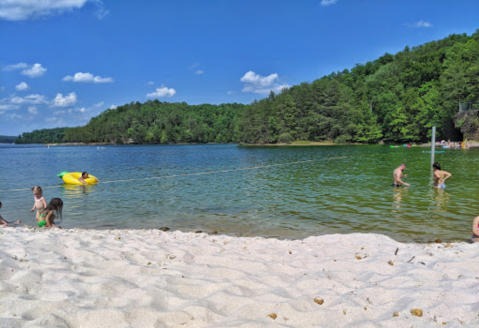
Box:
<box><xmin>1</xmin><ymin>144</ymin><xmax>479</xmax><ymax>242</ymax></box>
<box><xmin>431</xmin><ymin>187</ymin><xmax>450</xmax><ymax>212</ymax></box>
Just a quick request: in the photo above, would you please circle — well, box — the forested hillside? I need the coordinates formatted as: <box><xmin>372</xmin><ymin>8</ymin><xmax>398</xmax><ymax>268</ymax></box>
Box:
<box><xmin>15</xmin><ymin>31</ymin><xmax>479</xmax><ymax>144</ymax></box>
<box><xmin>238</xmin><ymin>31</ymin><xmax>479</xmax><ymax>143</ymax></box>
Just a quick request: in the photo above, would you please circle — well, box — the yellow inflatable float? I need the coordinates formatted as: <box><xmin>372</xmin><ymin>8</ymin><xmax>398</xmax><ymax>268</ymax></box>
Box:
<box><xmin>57</xmin><ymin>171</ymin><xmax>99</xmax><ymax>185</ymax></box>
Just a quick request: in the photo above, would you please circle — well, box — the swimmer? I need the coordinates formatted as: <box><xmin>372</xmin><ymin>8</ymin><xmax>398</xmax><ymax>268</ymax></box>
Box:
<box><xmin>472</xmin><ymin>216</ymin><xmax>479</xmax><ymax>243</ymax></box>
<box><xmin>37</xmin><ymin>198</ymin><xmax>63</xmax><ymax>228</ymax></box>
<box><xmin>392</xmin><ymin>163</ymin><xmax>409</xmax><ymax>187</ymax></box>
<box><xmin>432</xmin><ymin>162</ymin><xmax>451</xmax><ymax>188</ymax></box>
<box><xmin>78</xmin><ymin>172</ymin><xmax>98</xmax><ymax>185</ymax></box>
<box><xmin>0</xmin><ymin>201</ymin><xmax>21</xmax><ymax>227</ymax></box>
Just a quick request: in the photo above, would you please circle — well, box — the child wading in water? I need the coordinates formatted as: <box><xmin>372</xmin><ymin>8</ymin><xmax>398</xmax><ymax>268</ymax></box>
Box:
<box><xmin>0</xmin><ymin>202</ymin><xmax>21</xmax><ymax>226</ymax></box>
<box><xmin>38</xmin><ymin>198</ymin><xmax>63</xmax><ymax>228</ymax></box>
<box><xmin>31</xmin><ymin>186</ymin><xmax>47</xmax><ymax>221</ymax></box>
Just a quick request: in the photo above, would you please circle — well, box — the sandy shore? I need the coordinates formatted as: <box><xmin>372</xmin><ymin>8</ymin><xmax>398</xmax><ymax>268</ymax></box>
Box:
<box><xmin>1</xmin><ymin>228</ymin><xmax>478</xmax><ymax>328</ymax></box>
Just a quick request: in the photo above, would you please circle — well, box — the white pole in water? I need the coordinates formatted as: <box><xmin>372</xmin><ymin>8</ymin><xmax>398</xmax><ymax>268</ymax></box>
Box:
<box><xmin>431</xmin><ymin>126</ymin><xmax>436</xmax><ymax>166</ymax></box>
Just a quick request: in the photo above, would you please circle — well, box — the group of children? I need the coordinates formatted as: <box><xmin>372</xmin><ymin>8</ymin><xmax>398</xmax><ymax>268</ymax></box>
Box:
<box><xmin>0</xmin><ymin>186</ymin><xmax>63</xmax><ymax>228</ymax></box>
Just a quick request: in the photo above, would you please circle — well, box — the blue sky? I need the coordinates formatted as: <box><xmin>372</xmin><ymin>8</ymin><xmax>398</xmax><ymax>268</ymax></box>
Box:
<box><xmin>1</xmin><ymin>0</ymin><xmax>478</xmax><ymax>136</ymax></box>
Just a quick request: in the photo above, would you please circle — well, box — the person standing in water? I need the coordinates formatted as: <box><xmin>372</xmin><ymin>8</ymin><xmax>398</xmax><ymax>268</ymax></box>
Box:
<box><xmin>432</xmin><ymin>162</ymin><xmax>451</xmax><ymax>188</ymax></box>
<box><xmin>472</xmin><ymin>216</ymin><xmax>479</xmax><ymax>243</ymax></box>
<box><xmin>393</xmin><ymin>163</ymin><xmax>409</xmax><ymax>187</ymax></box>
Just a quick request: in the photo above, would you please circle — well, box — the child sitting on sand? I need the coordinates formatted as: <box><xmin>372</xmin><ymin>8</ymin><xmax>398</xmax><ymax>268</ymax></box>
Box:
<box><xmin>472</xmin><ymin>216</ymin><xmax>479</xmax><ymax>243</ymax></box>
<box><xmin>37</xmin><ymin>198</ymin><xmax>63</xmax><ymax>228</ymax></box>
<box><xmin>31</xmin><ymin>186</ymin><xmax>47</xmax><ymax>221</ymax></box>
<box><xmin>0</xmin><ymin>201</ymin><xmax>21</xmax><ymax>227</ymax></box>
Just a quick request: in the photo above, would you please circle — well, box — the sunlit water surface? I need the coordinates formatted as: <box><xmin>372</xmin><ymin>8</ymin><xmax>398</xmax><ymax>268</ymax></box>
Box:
<box><xmin>1</xmin><ymin>144</ymin><xmax>478</xmax><ymax>242</ymax></box>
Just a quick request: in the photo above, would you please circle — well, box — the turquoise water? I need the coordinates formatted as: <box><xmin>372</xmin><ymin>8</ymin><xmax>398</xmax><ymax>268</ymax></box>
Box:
<box><xmin>1</xmin><ymin>144</ymin><xmax>478</xmax><ymax>242</ymax></box>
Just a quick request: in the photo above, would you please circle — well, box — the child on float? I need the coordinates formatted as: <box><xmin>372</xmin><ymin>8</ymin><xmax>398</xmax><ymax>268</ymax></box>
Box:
<box><xmin>78</xmin><ymin>172</ymin><xmax>98</xmax><ymax>185</ymax></box>
<box><xmin>0</xmin><ymin>201</ymin><xmax>21</xmax><ymax>227</ymax></box>
<box><xmin>37</xmin><ymin>198</ymin><xmax>63</xmax><ymax>228</ymax></box>
<box><xmin>31</xmin><ymin>186</ymin><xmax>47</xmax><ymax>221</ymax></box>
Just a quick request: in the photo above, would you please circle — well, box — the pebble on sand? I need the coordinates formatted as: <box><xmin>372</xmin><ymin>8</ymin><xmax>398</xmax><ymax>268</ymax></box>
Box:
<box><xmin>411</xmin><ymin>309</ymin><xmax>423</xmax><ymax>317</ymax></box>
<box><xmin>314</xmin><ymin>298</ymin><xmax>324</xmax><ymax>305</ymax></box>
<box><xmin>267</xmin><ymin>313</ymin><xmax>277</xmax><ymax>320</ymax></box>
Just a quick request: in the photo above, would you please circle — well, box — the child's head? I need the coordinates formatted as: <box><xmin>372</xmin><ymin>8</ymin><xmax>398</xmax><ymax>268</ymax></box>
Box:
<box><xmin>81</xmin><ymin>172</ymin><xmax>88</xmax><ymax>178</ymax></box>
<box><xmin>46</xmin><ymin>198</ymin><xmax>63</xmax><ymax>220</ymax></box>
<box><xmin>433</xmin><ymin>162</ymin><xmax>441</xmax><ymax>171</ymax></box>
<box><xmin>32</xmin><ymin>186</ymin><xmax>43</xmax><ymax>196</ymax></box>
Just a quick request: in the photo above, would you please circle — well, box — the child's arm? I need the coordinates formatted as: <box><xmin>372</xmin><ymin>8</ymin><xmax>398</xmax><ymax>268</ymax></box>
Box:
<box><xmin>31</xmin><ymin>202</ymin><xmax>35</xmax><ymax>212</ymax></box>
<box><xmin>45</xmin><ymin>211</ymin><xmax>54</xmax><ymax>227</ymax></box>
<box><xmin>45</xmin><ymin>211</ymin><xmax>59</xmax><ymax>228</ymax></box>
<box><xmin>41</xmin><ymin>197</ymin><xmax>47</xmax><ymax>209</ymax></box>
<box><xmin>443</xmin><ymin>171</ymin><xmax>452</xmax><ymax>181</ymax></box>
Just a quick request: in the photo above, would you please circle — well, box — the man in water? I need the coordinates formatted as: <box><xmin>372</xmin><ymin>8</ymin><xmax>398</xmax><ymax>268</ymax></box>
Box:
<box><xmin>393</xmin><ymin>163</ymin><xmax>409</xmax><ymax>187</ymax></box>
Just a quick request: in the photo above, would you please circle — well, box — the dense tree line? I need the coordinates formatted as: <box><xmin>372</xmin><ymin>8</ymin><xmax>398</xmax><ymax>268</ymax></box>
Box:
<box><xmin>238</xmin><ymin>30</ymin><xmax>479</xmax><ymax>143</ymax></box>
<box><xmin>64</xmin><ymin>102</ymin><xmax>245</xmax><ymax>144</ymax></box>
<box><xmin>15</xmin><ymin>128</ymin><xmax>68</xmax><ymax>144</ymax></box>
<box><xmin>15</xmin><ymin>31</ymin><xmax>479</xmax><ymax>145</ymax></box>
<box><xmin>0</xmin><ymin>135</ymin><xmax>17</xmax><ymax>143</ymax></box>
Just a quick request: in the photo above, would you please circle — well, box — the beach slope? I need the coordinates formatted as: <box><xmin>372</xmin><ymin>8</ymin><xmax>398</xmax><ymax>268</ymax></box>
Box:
<box><xmin>1</xmin><ymin>228</ymin><xmax>478</xmax><ymax>327</ymax></box>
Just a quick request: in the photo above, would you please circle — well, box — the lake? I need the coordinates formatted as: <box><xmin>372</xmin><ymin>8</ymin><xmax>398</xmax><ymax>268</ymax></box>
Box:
<box><xmin>1</xmin><ymin>144</ymin><xmax>478</xmax><ymax>242</ymax></box>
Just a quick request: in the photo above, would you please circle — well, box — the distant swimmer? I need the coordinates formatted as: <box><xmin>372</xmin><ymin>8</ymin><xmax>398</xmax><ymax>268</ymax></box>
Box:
<box><xmin>392</xmin><ymin>163</ymin><xmax>409</xmax><ymax>187</ymax></box>
<box><xmin>432</xmin><ymin>162</ymin><xmax>451</xmax><ymax>189</ymax></box>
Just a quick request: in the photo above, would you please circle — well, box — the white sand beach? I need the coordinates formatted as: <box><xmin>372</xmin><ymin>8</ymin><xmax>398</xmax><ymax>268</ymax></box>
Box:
<box><xmin>1</xmin><ymin>227</ymin><xmax>478</xmax><ymax>328</ymax></box>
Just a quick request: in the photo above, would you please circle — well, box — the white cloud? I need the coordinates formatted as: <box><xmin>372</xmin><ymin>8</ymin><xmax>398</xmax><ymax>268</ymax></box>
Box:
<box><xmin>321</xmin><ymin>0</ymin><xmax>338</xmax><ymax>6</ymax></box>
<box><xmin>405</xmin><ymin>20</ymin><xmax>433</xmax><ymax>28</ymax></box>
<box><xmin>11</xmin><ymin>94</ymin><xmax>48</xmax><ymax>105</ymax></box>
<box><xmin>21</xmin><ymin>63</ymin><xmax>47</xmax><ymax>78</ymax></box>
<box><xmin>52</xmin><ymin>92</ymin><xmax>77</xmax><ymax>107</ymax></box>
<box><xmin>146</xmin><ymin>81</ymin><xmax>154</xmax><ymax>85</ymax></box>
<box><xmin>189</xmin><ymin>63</ymin><xmax>200</xmax><ymax>69</ymax></box>
<box><xmin>0</xmin><ymin>0</ymin><xmax>107</xmax><ymax>21</ymax></box>
<box><xmin>45</xmin><ymin>117</ymin><xmax>58</xmax><ymax>122</ymax></box>
<box><xmin>93</xmin><ymin>101</ymin><xmax>104</xmax><ymax>107</ymax></box>
<box><xmin>8</xmin><ymin>113</ymin><xmax>23</xmax><ymax>120</ymax></box>
<box><xmin>147</xmin><ymin>87</ymin><xmax>176</xmax><ymax>98</ymax></box>
<box><xmin>3</xmin><ymin>62</ymin><xmax>28</xmax><ymax>71</ymax></box>
<box><xmin>195</xmin><ymin>69</ymin><xmax>205</xmax><ymax>75</ymax></box>
<box><xmin>0</xmin><ymin>104</ymin><xmax>20</xmax><ymax>110</ymax></box>
<box><xmin>227</xmin><ymin>91</ymin><xmax>237</xmax><ymax>95</ymax></box>
<box><xmin>414</xmin><ymin>20</ymin><xmax>433</xmax><ymax>28</ymax></box>
<box><xmin>78</xmin><ymin>107</ymin><xmax>86</xmax><ymax>113</ymax></box>
<box><xmin>15</xmin><ymin>82</ymin><xmax>29</xmax><ymax>91</ymax></box>
<box><xmin>109</xmin><ymin>105</ymin><xmax>117</xmax><ymax>110</ymax></box>
<box><xmin>28</xmin><ymin>106</ymin><xmax>38</xmax><ymax>115</ymax></box>
<box><xmin>240</xmin><ymin>71</ymin><xmax>290</xmax><ymax>94</ymax></box>
<box><xmin>63</xmin><ymin>72</ymin><xmax>114</xmax><ymax>83</ymax></box>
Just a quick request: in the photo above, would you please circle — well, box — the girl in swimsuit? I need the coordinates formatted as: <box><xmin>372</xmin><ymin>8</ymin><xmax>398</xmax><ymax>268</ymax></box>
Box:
<box><xmin>432</xmin><ymin>162</ymin><xmax>451</xmax><ymax>189</ymax></box>
<box><xmin>31</xmin><ymin>186</ymin><xmax>47</xmax><ymax>221</ymax></box>
<box><xmin>0</xmin><ymin>201</ymin><xmax>21</xmax><ymax>227</ymax></box>
<box><xmin>37</xmin><ymin>198</ymin><xmax>63</xmax><ymax>228</ymax></box>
